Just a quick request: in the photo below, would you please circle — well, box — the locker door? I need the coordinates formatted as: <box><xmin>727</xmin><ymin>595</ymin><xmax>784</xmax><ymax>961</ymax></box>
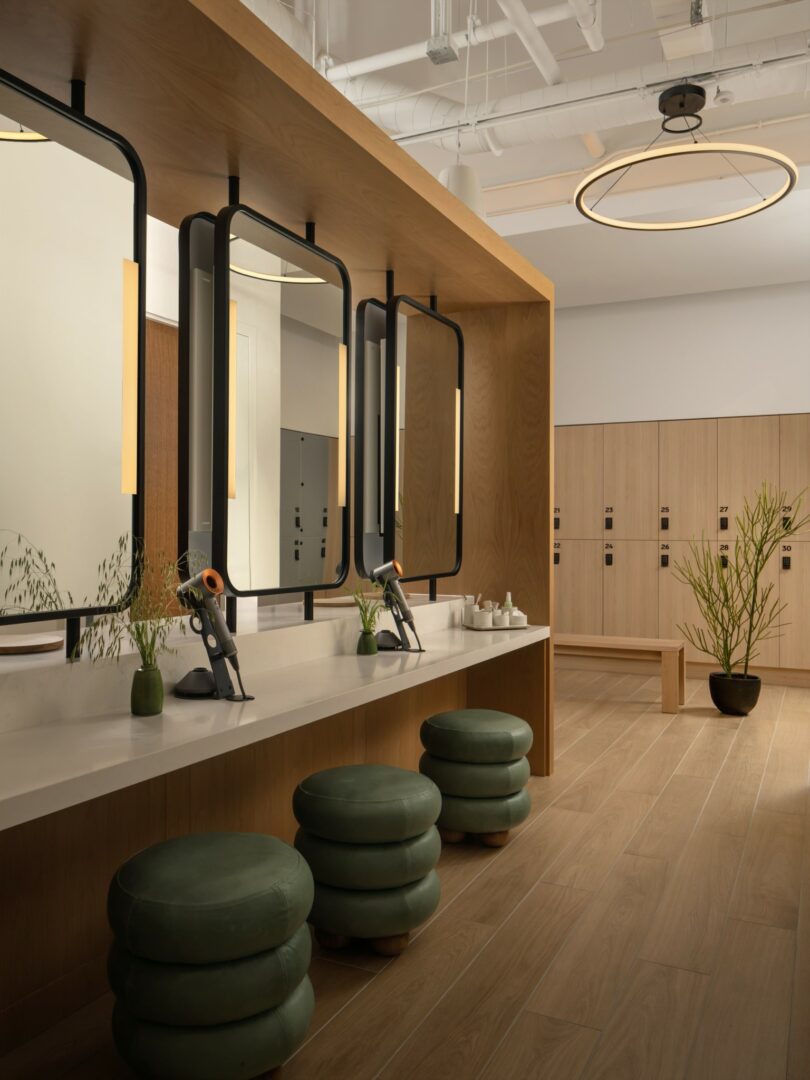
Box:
<box><xmin>603</xmin><ymin>422</ymin><xmax>658</xmax><ymax>540</ymax></box>
<box><xmin>717</xmin><ymin>416</ymin><xmax>779</xmax><ymax>539</ymax></box>
<box><xmin>659</xmin><ymin>419</ymin><xmax>717</xmax><ymax>541</ymax></box>
<box><xmin>658</xmin><ymin>541</ymin><xmax>716</xmax><ymax>661</ymax></box>
<box><xmin>747</xmin><ymin>542</ymin><xmax>780</xmax><ymax>669</ymax></box>
<box><xmin>779</xmin><ymin>541</ymin><xmax>810</xmax><ymax>669</ymax></box>
<box><xmin>553</xmin><ymin>540</ymin><xmax>603</xmax><ymax>634</ymax></box>
<box><xmin>555</xmin><ymin>425</ymin><xmax>603</xmax><ymax>539</ymax></box>
<box><xmin>603</xmin><ymin>540</ymin><xmax>658</xmax><ymax>638</ymax></box>
<box><xmin>780</xmin><ymin>414</ymin><xmax>810</xmax><ymax>540</ymax></box>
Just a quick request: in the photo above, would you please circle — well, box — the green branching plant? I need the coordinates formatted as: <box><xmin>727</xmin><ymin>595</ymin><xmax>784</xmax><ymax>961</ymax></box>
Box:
<box><xmin>674</xmin><ymin>486</ymin><xmax>809</xmax><ymax>676</ymax></box>
<box><xmin>78</xmin><ymin>539</ymin><xmax>183</xmax><ymax>667</ymax></box>
<box><xmin>0</xmin><ymin>531</ymin><xmax>74</xmax><ymax>615</ymax></box>
<box><xmin>350</xmin><ymin>581</ymin><xmax>384</xmax><ymax>633</ymax></box>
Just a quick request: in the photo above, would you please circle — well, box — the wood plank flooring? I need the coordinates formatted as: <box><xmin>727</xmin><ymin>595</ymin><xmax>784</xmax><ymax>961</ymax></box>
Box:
<box><xmin>2</xmin><ymin>668</ymin><xmax>808</xmax><ymax>1079</ymax></box>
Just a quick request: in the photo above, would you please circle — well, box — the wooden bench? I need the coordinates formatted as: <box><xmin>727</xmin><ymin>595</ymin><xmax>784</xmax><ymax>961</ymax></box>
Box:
<box><xmin>554</xmin><ymin>634</ymin><xmax>685</xmax><ymax>714</ymax></box>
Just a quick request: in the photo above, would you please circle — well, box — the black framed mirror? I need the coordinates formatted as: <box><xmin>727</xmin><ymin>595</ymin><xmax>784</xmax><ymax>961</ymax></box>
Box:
<box><xmin>355</xmin><ymin>295</ymin><xmax>463</xmax><ymax>585</ymax></box>
<box><xmin>205</xmin><ymin>204</ymin><xmax>351</xmax><ymax>598</ymax></box>
<box><xmin>0</xmin><ymin>68</ymin><xmax>146</xmax><ymax>628</ymax></box>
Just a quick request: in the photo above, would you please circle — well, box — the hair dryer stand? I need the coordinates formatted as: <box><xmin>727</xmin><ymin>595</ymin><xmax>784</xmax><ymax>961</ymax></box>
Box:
<box><xmin>375</xmin><ymin>596</ymin><xmax>424</xmax><ymax>653</ymax></box>
<box><xmin>174</xmin><ymin>606</ymin><xmax>254</xmax><ymax>701</ymax></box>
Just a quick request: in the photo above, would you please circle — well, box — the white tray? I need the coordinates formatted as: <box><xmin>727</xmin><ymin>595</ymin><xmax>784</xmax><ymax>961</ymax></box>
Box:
<box><xmin>463</xmin><ymin>620</ymin><xmax>530</xmax><ymax>631</ymax></box>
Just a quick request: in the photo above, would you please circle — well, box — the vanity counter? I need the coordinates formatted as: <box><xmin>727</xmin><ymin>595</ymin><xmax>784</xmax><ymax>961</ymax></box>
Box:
<box><xmin>0</xmin><ymin>620</ymin><xmax>549</xmax><ymax>831</ymax></box>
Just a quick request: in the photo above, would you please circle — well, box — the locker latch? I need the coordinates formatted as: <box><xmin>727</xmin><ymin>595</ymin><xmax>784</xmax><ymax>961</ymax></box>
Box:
<box><xmin>660</xmin><ymin>554</ymin><xmax>669</xmax><ymax>568</ymax></box>
<box><xmin>719</xmin><ymin>516</ymin><xmax>728</xmax><ymax>530</ymax></box>
<box><xmin>720</xmin><ymin>554</ymin><xmax>728</xmax><ymax>569</ymax></box>
<box><xmin>553</xmin><ymin>551</ymin><xmax>560</xmax><ymax>565</ymax></box>
<box><xmin>661</xmin><ymin>516</ymin><xmax>669</xmax><ymax>530</ymax></box>
<box><xmin>605</xmin><ymin>553</ymin><xmax>613</xmax><ymax>566</ymax></box>
<box><xmin>605</xmin><ymin>516</ymin><xmax>613</xmax><ymax>530</ymax></box>
<box><xmin>783</xmin><ymin>516</ymin><xmax>792</xmax><ymax>529</ymax></box>
<box><xmin>783</xmin><ymin>555</ymin><xmax>791</xmax><ymax>570</ymax></box>
<box><xmin>554</xmin><ymin>516</ymin><xmax>560</xmax><ymax>530</ymax></box>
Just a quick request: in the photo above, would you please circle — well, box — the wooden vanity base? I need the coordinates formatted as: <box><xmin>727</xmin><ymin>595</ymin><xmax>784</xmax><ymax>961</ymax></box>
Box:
<box><xmin>370</xmin><ymin>933</ymin><xmax>410</xmax><ymax>957</ymax></box>
<box><xmin>479</xmin><ymin>830</ymin><xmax>511</xmax><ymax>848</ymax></box>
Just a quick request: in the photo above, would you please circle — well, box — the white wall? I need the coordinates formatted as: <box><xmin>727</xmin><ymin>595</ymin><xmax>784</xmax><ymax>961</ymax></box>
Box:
<box><xmin>555</xmin><ymin>281</ymin><xmax>810</xmax><ymax>426</ymax></box>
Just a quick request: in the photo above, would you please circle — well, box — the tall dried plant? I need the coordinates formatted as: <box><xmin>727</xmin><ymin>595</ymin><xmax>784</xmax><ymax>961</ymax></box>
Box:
<box><xmin>674</xmin><ymin>486</ymin><xmax>808</xmax><ymax>675</ymax></box>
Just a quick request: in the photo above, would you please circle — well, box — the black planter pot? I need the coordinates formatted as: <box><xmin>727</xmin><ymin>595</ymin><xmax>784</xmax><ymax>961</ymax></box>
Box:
<box><xmin>709</xmin><ymin>672</ymin><xmax>761</xmax><ymax>716</ymax></box>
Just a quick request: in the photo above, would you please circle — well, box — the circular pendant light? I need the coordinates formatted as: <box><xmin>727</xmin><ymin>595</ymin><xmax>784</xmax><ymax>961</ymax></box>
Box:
<box><xmin>0</xmin><ymin>125</ymin><xmax>48</xmax><ymax>142</ymax></box>
<box><xmin>574</xmin><ymin>84</ymin><xmax>798</xmax><ymax>231</ymax></box>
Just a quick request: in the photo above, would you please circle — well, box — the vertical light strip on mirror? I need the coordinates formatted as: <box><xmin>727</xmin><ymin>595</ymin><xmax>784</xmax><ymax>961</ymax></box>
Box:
<box><xmin>454</xmin><ymin>387</ymin><xmax>461</xmax><ymax>514</ymax></box>
<box><xmin>121</xmin><ymin>259</ymin><xmax>139</xmax><ymax>495</ymax></box>
<box><xmin>337</xmin><ymin>343</ymin><xmax>348</xmax><ymax>507</ymax></box>
<box><xmin>394</xmin><ymin>365</ymin><xmax>401</xmax><ymax>513</ymax></box>
<box><xmin>228</xmin><ymin>299</ymin><xmax>237</xmax><ymax>499</ymax></box>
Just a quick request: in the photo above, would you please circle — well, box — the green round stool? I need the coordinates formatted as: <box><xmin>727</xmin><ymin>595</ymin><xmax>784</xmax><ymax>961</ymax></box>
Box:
<box><xmin>293</xmin><ymin>764</ymin><xmax>442</xmax><ymax>955</ymax></box>
<box><xmin>419</xmin><ymin>709</ymin><xmax>533</xmax><ymax>847</ymax></box>
<box><xmin>108</xmin><ymin>832</ymin><xmax>314</xmax><ymax>963</ymax></box>
<box><xmin>112</xmin><ymin>973</ymin><xmax>314</xmax><ymax>1080</ymax></box>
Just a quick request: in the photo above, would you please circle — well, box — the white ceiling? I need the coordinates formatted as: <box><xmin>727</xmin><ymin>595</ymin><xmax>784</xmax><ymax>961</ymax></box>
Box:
<box><xmin>304</xmin><ymin>1</ymin><xmax>810</xmax><ymax>305</ymax></box>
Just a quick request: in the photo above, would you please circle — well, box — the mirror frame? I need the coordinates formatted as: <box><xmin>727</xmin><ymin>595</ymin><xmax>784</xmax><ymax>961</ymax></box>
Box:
<box><xmin>211</xmin><ymin>203</ymin><xmax>352</xmax><ymax>598</ymax></box>
<box><xmin>0</xmin><ymin>67</ymin><xmax>146</xmax><ymax>627</ymax></box>
<box><xmin>354</xmin><ymin>294</ymin><xmax>464</xmax><ymax>584</ymax></box>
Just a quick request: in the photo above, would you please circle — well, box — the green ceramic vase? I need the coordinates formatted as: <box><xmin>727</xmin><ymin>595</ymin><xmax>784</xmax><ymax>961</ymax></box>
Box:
<box><xmin>357</xmin><ymin>631</ymin><xmax>378</xmax><ymax>656</ymax></box>
<box><xmin>131</xmin><ymin>665</ymin><xmax>164</xmax><ymax>717</ymax></box>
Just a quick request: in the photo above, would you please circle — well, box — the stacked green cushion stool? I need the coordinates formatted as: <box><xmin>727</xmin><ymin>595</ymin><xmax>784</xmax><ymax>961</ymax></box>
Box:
<box><xmin>293</xmin><ymin>764</ymin><xmax>442</xmax><ymax>956</ymax></box>
<box><xmin>420</xmin><ymin>708</ymin><xmax>533</xmax><ymax>847</ymax></box>
<box><xmin>107</xmin><ymin>832</ymin><xmax>314</xmax><ymax>1079</ymax></box>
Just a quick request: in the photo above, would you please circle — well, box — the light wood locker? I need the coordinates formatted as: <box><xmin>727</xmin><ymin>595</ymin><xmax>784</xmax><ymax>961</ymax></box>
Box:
<box><xmin>553</xmin><ymin>539</ymin><xmax>602</xmax><ymax>634</ymax></box>
<box><xmin>779</xmin><ymin>414</ymin><xmax>810</xmax><ymax>540</ymax></box>
<box><xmin>779</xmin><ymin>541</ymin><xmax>810</xmax><ymax>669</ymax></box>
<box><xmin>554</xmin><ymin>425</ymin><xmax>603</xmax><ymax>539</ymax></box>
<box><xmin>603</xmin><ymin>540</ymin><xmax>658</xmax><ymax>638</ymax></box>
<box><xmin>603</xmin><ymin>422</ymin><xmax>658</xmax><ymax>540</ymax></box>
<box><xmin>658</xmin><ymin>540</ymin><xmax>716</xmax><ymax>661</ymax></box>
<box><xmin>717</xmin><ymin>415</ymin><xmax>779</xmax><ymax>539</ymax></box>
<box><xmin>658</xmin><ymin>418</ymin><xmax>717</xmax><ymax>541</ymax></box>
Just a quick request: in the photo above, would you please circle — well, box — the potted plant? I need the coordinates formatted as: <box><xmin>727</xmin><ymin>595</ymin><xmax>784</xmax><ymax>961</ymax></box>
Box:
<box><xmin>79</xmin><ymin>539</ymin><xmax>183</xmax><ymax>716</ymax></box>
<box><xmin>675</xmin><ymin>485</ymin><xmax>808</xmax><ymax>716</ymax></box>
<box><xmin>351</xmin><ymin>582</ymin><xmax>384</xmax><ymax>655</ymax></box>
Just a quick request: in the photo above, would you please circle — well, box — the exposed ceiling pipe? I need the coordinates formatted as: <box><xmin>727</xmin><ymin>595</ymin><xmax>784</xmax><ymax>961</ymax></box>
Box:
<box><xmin>568</xmin><ymin>0</ymin><xmax>604</xmax><ymax>52</ymax></box>
<box><xmin>239</xmin><ymin>0</ymin><xmax>311</xmax><ymax>60</ymax></box>
<box><xmin>387</xmin><ymin>36</ymin><xmax>810</xmax><ymax>153</ymax></box>
<box><xmin>323</xmin><ymin>3</ymin><xmax>574</xmax><ymax>82</ymax></box>
<box><xmin>495</xmin><ymin>0</ymin><xmax>562</xmax><ymax>86</ymax></box>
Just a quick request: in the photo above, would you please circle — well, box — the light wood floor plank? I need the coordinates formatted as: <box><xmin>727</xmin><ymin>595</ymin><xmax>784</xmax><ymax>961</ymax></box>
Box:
<box><xmin>580</xmin><ymin>960</ymin><xmax>708</xmax><ymax>1080</ymax></box>
<box><xmin>283</xmin><ymin>916</ymin><xmax>494</xmax><ymax>1080</ymax></box>
<box><xmin>757</xmin><ymin>708</ymin><xmax>810</xmax><ymax>817</ymax></box>
<box><xmin>788</xmin><ymin>785</ymin><xmax>810</xmax><ymax>1079</ymax></box>
<box><xmin>379</xmin><ymin>884</ymin><xmax>590</xmax><ymax>1079</ymax></box>
<box><xmin>728</xmin><ymin>808</ymin><xmax>804</xmax><ymax>929</ymax></box>
<box><xmin>479</xmin><ymin>1012</ymin><xmax>600</xmax><ymax>1080</ymax></box>
<box><xmin>675</xmin><ymin>716</ymin><xmax>740</xmax><ymax>780</ymax></box>
<box><xmin>450</xmin><ymin>807</ymin><xmax>589</xmax><ymax>926</ymax></box>
<box><xmin>626</xmin><ymin>774</ymin><xmax>712</xmax><ymax>863</ymax></box>
<box><xmin>529</xmin><ymin>854</ymin><xmax>669</xmax><ymax>1029</ymax></box>
<box><xmin>639</xmin><ymin>828</ymin><xmax>745</xmax><ymax>974</ymax></box>
<box><xmin>685</xmin><ymin>918</ymin><xmax>795</xmax><ymax>1080</ymax></box>
<box><xmin>619</xmin><ymin>714</ymin><xmax>707</xmax><ymax>796</ymax></box>
<box><xmin>543</xmin><ymin>788</ymin><xmax>656</xmax><ymax>893</ymax></box>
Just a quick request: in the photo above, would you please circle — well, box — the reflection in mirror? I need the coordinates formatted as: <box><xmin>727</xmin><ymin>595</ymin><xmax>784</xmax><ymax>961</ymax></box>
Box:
<box><xmin>0</xmin><ymin>72</ymin><xmax>142</xmax><ymax>623</ymax></box>
<box><xmin>387</xmin><ymin>300</ymin><xmax>462</xmax><ymax>582</ymax></box>
<box><xmin>213</xmin><ymin>208</ymin><xmax>350</xmax><ymax>596</ymax></box>
<box><xmin>355</xmin><ymin>299</ymin><xmax>387</xmax><ymax>576</ymax></box>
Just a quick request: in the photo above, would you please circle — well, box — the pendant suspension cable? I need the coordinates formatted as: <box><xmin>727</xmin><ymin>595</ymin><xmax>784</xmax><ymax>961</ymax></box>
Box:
<box><xmin>696</xmin><ymin>126</ymin><xmax>768</xmax><ymax>201</ymax></box>
<box><xmin>589</xmin><ymin>126</ymin><xmax>667</xmax><ymax>213</ymax></box>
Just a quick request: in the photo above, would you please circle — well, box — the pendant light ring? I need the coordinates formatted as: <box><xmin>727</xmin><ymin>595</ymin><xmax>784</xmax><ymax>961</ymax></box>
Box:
<box><xmin>574</xmin><ymin>142</ymin><xmax>798</xmax><ymax>231</ymax></box>
<box><xmin>661</xmin><ymin>113</ymin><xmax>702</xmax><ymax>134</ymax></box>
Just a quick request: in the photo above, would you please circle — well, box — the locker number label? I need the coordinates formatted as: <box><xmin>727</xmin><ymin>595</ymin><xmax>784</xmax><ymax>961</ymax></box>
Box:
<box><xmin>604</xmin><ymin>543</ymin><xmax>613</xmax><ymax>549</ymax></box>
<box><xmin>719</xmin><ymin>505</ymin><xmax>729</xmax><ymax>512</ymax></box>
<box><xmin>660</xmin><ymin>544</ymin><xmax>670</xmax><ymax>550</ymax></box>
<box><xmin>720</xmin><ymin>544</ymin><xmax>730</xmax><ymax>551</ymax></box>
<box><xmin>660</xmin><ymin>506</ymin><xmax>670</xmax><ymax>513</ymax></box>
<box><xmin>783</xmin><ymin>545</ymin><xmax>792</xmax><ymax>552</ymax></box>
<box><xmin>604</xmin><ymin>506</ymin><xmax>614</xmax><ymax>513</ymax></box>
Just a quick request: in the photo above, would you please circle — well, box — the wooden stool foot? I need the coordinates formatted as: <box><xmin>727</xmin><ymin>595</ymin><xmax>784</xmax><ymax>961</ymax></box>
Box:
<box><xmin>479</xmin><ymin>830</ymin><xmax>510</xmax><ymax>848</ymax></box>
<box><xmin>370</xmin><ymin>932</ymin><xmax>410</xmax><ymax>957</ymax></box>
<box><xmin>315</xmin><ymin>928</ymin><xmax>350</xmax><ymax>951</ymax></box>
<box><xmin>439</xmin><ymin>828</ymin><xmax>466</xmax><ymax>844</ymax></box>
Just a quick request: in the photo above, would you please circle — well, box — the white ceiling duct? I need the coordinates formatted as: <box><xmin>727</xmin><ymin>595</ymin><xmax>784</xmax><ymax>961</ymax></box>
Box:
<box><xmin>240</xmin><ymin>0</ymin><xmax>312</xmax><ymax>60</ymax></box>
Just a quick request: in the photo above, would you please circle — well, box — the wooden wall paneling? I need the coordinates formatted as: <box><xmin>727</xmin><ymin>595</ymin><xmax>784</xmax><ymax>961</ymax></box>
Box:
<box><xmin>603</xmin><ymin>422</ymin><xmax>659</xmax><ymax>540</ymax></box>
<box><xmin>780</xmin><ymin>414</ymin><xmax>810</xmax><ymax>540</ymax></box>
<box><xmin>144</xmin><ymin>320</ymin><xmax>180</xmax><ymax>570</ymax></box>
<box><xmin>659</xmin><ymin>541</ymin><xmax>717</xmax><ymax>662</ymax></box>
<box><xmin>554</xmin><ymin>540</ymin><xmax>603</xmax><ymax>635</ymax></box>
<box><xmin>717</xmin><ymin>415</ymin><xmax>780</xmax><ymax>539</ymax></box>
<box><xmin>780</xmin><ymin>542</ymin><xmax>810</xmax><ymax>670</ymax></box>
<box><xmin>659</xmin><ymin>418</ymin><xmax>717</xmax><ymax>541</ymax></box>
<box><xmin>448</xmin><ymin>303</ymin><xmax>552</xmax><ymax>626</ymax></box>
<box><xmin>603</xmin><ymin>541</ymin><xmax>658</xmax><ymax>638</ymax></box>
<box><xmin>363</xmin><ymin>673</ymin><xmax>466</xmax><ymax>773</ymax></box>
<box><xmin>466</xmin><ymin>640</ymin><xmax>552</xmax><ymax>775</ymax></box>
<box><xmin>555</xmin><ymin>425</ymin><xmax>603</xmax><ymax>539</ymax></box>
